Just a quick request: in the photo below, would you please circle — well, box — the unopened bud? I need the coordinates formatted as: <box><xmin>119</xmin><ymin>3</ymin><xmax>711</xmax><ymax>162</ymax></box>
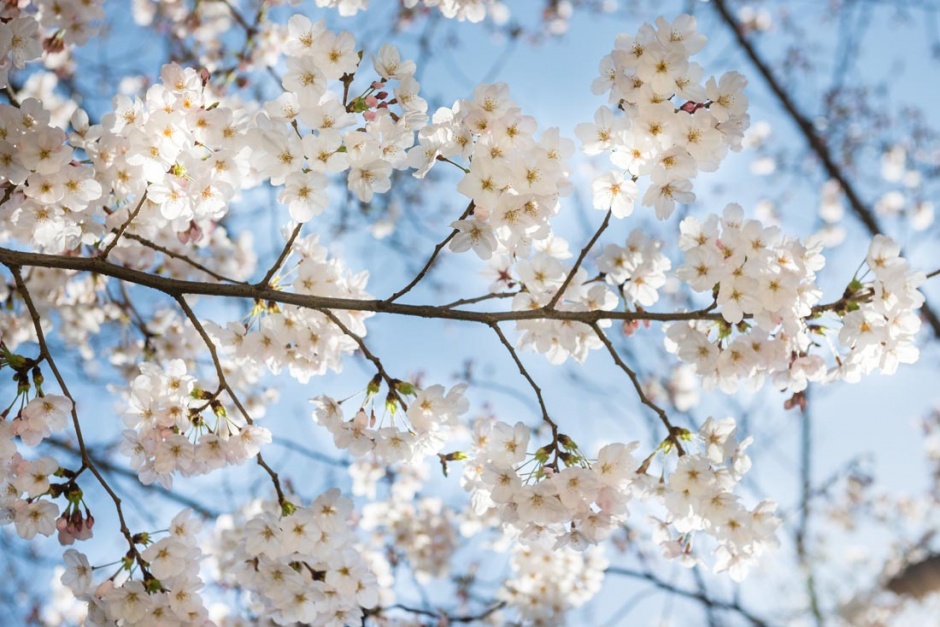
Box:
<box><xmin>394</xmin><ymin>380</ymin><xmax>416</xmax><ymax>395</ymax></box>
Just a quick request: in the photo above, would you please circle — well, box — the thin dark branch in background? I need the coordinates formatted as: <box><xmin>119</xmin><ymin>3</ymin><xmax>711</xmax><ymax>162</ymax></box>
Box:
<box><xmin>796</xmin><ymin>389</ymin><xmax>824</xmax><ymax>626</ymax></box>
<box><xmin>606</xmin><ymin>567</ymin><xmax>771</xmax><ymax>627</ymax></box>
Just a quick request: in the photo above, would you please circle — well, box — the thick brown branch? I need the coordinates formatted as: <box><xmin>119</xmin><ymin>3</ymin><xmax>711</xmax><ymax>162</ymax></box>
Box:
<box><xmin>0</xmin><ymin>247</ymin><xmax>729</xmax><ymax>325</ymax></box>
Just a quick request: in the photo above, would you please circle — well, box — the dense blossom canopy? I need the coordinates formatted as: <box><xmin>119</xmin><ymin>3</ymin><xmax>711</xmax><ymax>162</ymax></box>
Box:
<box><xmin>0</xmin><ymin>1</ymin><xmax>937</xmax><ymax>625</ymax></box>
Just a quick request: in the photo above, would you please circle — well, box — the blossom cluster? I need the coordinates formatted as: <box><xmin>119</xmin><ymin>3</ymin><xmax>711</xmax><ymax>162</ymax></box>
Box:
<box><xmin>668</xmin><ymin>203</ymin><xmax>826</xmax><ymax>393</ymax></box>
<box><xmin>586</xmin><ymin>15</ymin><xmax>749</xmax><ymax>220</ymax></box>
<box><xmin>206</xmin><ymin>233</ymin><xmax>373</xmax><ymax>385</ymax></box>
<box><xmin>639</xmin><ymin>417</ymin><xmax>780</xmax><ymax>581</ymax></box>
<box><xmin>209</xmin><ymin>489</ymin><xmax>383</xmax><ymax>625</ymax></box>
<box><xmin>498</xmin><ymin>544</ymin><xmax>608</xmax><ymax>623</ymax></box>
<box><xmin>74</xmin><ymin>510</ymin><xmax>212</xmax><ymax>625</ymax></box>
<box><xmin>0</xmin><ymin>394</ymin><xmax>75</xmax><ymax>542</ymax></box>
<box><xmin>837</xmin><ymin>234</ymin><xmax>924</xmax><ymax>381</ymax></box>
<box><xmin>312</xmin><ymin>381</ymin><xmax>469</xmax><ymax>464</ymax></box>
<box><xmin>460</xmin><ymin>416</ymin><xmax>779</xmax><ymax>580</ymax></box>
<box><xmin>253</xmin><ymin>15</ymin><xmax>428</xmax><ymax>210</ymax></box>
<box><xmin>0</xmin><ymin>0</ymin><xmax>99</xmax><ymax>90</ymax></box>
<box><xmin>4</xmin><ymin>15</ymin><xmax>428</xmax><ymax>269</ymax></box>
<box><xmin>667</xmin><ymin>206</ymin><xmax>924</xmax><ymax>393</ymax></box>
<box><xmin>433</xmin><ymin>82</ymin><xmax>574</xmax><ymax>260</ymax></box>
<box><xmin>120</xmin><ymin>359</ymin><xmax>271</xmax><ymax>488</ymax></box>
<box><xmin>597</xmin><ymin>228</ymin><xmax>672</xmax><ymax>308</ymax></box>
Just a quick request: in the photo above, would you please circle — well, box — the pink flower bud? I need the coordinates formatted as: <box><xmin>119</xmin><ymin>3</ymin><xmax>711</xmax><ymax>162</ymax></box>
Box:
<box><xmin>371</xmin><ymin>81</ymin><xmax>385</xmax><ymax>89</ymax></box>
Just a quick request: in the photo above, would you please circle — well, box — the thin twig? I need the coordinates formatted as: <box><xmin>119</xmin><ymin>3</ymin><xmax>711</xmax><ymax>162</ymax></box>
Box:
<box><xmin>172</xmin><ymin>293</ymin><xmax>287</xmax><ymax>507</ymax></box>
<box><xmin>257</xmin><ymin>223</ymin><xmax>303</xmax><ymax>288</ymax></box>
<box><xmin>384</xmin><ymin>201</ymin><xmax>475</xmax><ymax>303</ymax></box>
<box><xmin>606</xmin><ymin>567</ymin><xmax>770</xmax><ymax>626</ymax></box>
<box><xmin>589</xmin><ymin>322</ymin><xmax>685</xmax><ymax>455</ymax></box>
<box><xmin>546</xmin><ymin>209</ymin><xmax>612</xmax><ymax>310</ymax></box>
<box><xmin>101</xmin><ymin>192</ymin><xmax>147</xmax><ymax>259</ymax></box>
<box><xmin>317</xmin><ymin>308</ymin><xmax>407</xmax><ymax>410</ymax></box>
<box><xmin>9</xmin><ymin>266</ymin><xmax>148</xmax><ymax>567</ymax></box>
<box><xmin>488</xmin><ymin>322</ymin><xmax>558</xmax><ymax>438</ymax></box>
<box><xmin>124</xmin><ymin>232</ymin><xmax>248</xmax><ymax>285</ymax></box>
<box><xmin>442</xmin><ymin>290</ymin><xmax>519</xmax><ymax>309</ymax></box>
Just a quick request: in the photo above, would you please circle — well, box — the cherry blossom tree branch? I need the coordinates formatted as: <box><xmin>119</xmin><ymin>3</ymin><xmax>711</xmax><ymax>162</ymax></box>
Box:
<box><xmin>546</xmin><ymin>208</ymin><xmax>612</xmax><ymax>310</ymax></box>
<box><xmin>123</xmin><ymin>232</ymin><xmax>249</xmax><ymax>285</ymax></box>
<box><xmin>589</xmin><ymin>322</ymin><xmax>686</xmax><ymax>456</ymax></box>
<box><xmin>384</xmin><ymin>201</ymin><xmax>475</xmax><ymax>303</ymax></box>
<box><xmin>711</xmin><ymin>0</ymin><xmax>940</xmax><ymax>339</ymax></box>
<box><xmin>101</xmin><ymin>193</ymin><xmax>148</xmax><ymax>259</ymax></box>
<box><xmin>488</xmin><ymin>321</ymin><xmax>559</xmax><ymax>439</ymax></box>
<box><xmin>316</xmin><ymin>308</ymin><xmax>408</xmax><ymax>411</ymax></box>
<box><xmin>2</xmin><ymin>246</ymin><xmax>930</xmax><ymax>330</ymax></box>
<box><xmin>0</xmin><ymin>247</ymin><xmax>730</xmax><ymax>325</ymax></box>
<box><xmin>257</xmin><ymin>223</ymin><xmax>303</xmax><ymax>288</ymax></box>
<box><xmin>172</xmin><ymin>293</ymin><xmax>287</xmax><ymax>508</ymax></box>
<box><xmin>8</xmin><ymin>265</ymin><xmax>151</xmax><ymax>572</ymax></box>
